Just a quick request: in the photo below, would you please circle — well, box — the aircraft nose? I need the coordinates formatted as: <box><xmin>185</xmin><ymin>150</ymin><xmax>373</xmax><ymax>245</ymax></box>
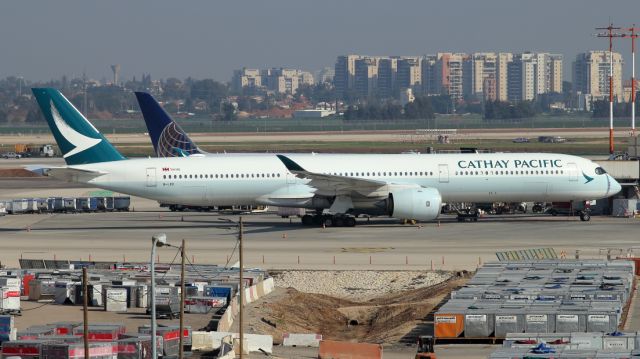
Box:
<box><xmin>609</xmin><ymin>175</ymin><xmax>622</xmax><ymax>196</ymax></box>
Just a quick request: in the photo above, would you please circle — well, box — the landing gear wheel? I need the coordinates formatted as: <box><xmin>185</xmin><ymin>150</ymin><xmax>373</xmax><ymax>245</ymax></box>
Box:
<box><xmin>312</xmin><ymin>215</ymin><xmax>323</xmax><ymax>225</ymax></box>
<box><xmin>334</xmin><ymin>217</ymin><xmax>345</xmax><ymax>227</ymax></box>
<box><xmin>345</xmin><ymin>217</ymin><xmax>356</xmax><ymax>227</ymax></box>
<box><xmin>580</xmin><ymin>211</ymin><xmax>591</xmax><ymax>222</ymax></box>
<box><xmin>301</xmin><ymin>214</ymin><xmax>313</xmax><ymax>226</ymax></box>
<box><xmin>323</xmin><ymin>217</ymin><xmax>334</xmax><ymax>227</ymax></box>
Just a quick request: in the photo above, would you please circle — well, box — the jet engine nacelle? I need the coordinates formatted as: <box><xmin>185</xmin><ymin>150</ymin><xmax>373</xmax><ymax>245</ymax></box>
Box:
<box><xmin>388</xmin><ymin>187</ymin><xmax>442</xmax><ymax>221</ymax></box>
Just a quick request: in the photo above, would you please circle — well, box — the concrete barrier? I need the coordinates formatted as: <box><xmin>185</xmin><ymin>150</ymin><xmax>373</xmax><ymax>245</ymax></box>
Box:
<box><xmin>263</xmin><ymin>277</ymin><xmax>275</xmax><ymax>294</ymax></box>
<box><xmin>214</xmin><ymin>278</ymin><xmax>275</xmax><ymax>333</ymax></box>
<box><xmin>283</xmin><ymin>333</ymin><xmax>323</xmax><ymax>347</ymax></box>
<box><xmin>192</xmin><ymin>331</ymin><xmax>273</xmax><ymax>354</ymax></box>
<box><xmin>318</xmin><ymin>340</ymin><xmax>382</xmax><ymax>359</ymax></box>
<box><xmin>256</xmin><ymin>281</ymin><xmax>265</xmax><ymax>297</ymax></box>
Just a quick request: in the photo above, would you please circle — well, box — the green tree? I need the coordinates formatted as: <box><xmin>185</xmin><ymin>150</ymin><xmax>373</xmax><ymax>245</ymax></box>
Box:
<box><xmin>221</xmin><ymin>103</ymin><xmax>237</xmax><ymax>121</ymax></box>
<box><xmin>190</xmin><ymin>79</ymin><xmax>228</xmax><ymax>113</ymax></box>
<box><xmin>404</xmin><ymin>96</ymin><xmax>435</xmax><ymax>119</ymax></box>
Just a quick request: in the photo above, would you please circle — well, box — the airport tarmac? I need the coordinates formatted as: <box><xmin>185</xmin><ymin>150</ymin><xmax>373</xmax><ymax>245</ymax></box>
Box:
<box><xmin>0</xmin><ymin>178</ymin><xmax>638</xmax><ymax>269</ymax></box>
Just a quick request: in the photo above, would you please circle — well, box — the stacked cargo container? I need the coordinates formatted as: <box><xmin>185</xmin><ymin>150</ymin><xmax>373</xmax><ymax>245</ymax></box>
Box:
<box><xmin>435</xmin><ymin>260</ymin><xmax>635</xmax><ymax>340</ymax></box>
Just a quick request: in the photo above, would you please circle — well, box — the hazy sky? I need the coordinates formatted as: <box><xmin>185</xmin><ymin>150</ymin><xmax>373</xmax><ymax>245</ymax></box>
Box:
<box><xmin>1</xmin><ymin>0</ymin><xmax>639</xmax><ymax>83</ymax></box>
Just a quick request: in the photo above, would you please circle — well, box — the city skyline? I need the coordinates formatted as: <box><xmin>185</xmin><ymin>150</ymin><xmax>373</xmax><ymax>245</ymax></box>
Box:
<box><xmin>1</xmin><ymin>0</ymin><xmax>639</xmax><ymax>82</ymax></box>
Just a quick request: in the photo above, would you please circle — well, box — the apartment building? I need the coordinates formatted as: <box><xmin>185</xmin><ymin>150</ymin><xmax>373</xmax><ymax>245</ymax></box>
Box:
<box><xmin>573</xmin><ymin>51</ymin><xmax>624</xmax><ymax>102</ymax></box>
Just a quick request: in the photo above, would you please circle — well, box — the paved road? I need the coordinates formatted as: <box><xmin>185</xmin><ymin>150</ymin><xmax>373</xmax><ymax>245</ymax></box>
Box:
<box><xmin>1</xmin><ymin>203</ymin><xmax>637</xmax><ymax>270</ymax></box>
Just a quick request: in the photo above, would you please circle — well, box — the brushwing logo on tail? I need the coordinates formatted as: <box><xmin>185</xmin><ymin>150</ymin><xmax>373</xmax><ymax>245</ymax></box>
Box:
<box><xmin>50</xmin><ymin>100</ymin><xmax>101</xmax><ymax>158</ymax></box>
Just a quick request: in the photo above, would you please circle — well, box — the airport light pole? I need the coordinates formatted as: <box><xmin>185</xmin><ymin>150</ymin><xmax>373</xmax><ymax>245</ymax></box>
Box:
<box><xmin>238</xmin><ymin>217</ymin><xmax>244</xmax><ymax>358</ymax></box>
<box><xmin>596</xmin><ymin>24</ymin><xmax>624</xmax><ymax>155</ymax></box>
<box><xmin>179</xmin><ymin>239</ymin><xmax>186</xmax><ymax>359</ymax></box>
<box><xmin>150</xmin><ymin>233</ymin><xmax>167</xmax><ymax>359</ymax></box>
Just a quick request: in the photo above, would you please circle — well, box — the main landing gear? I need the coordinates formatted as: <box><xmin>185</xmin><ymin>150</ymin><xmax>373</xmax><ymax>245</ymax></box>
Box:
<box><xmin>579</xmin><ymin>210</ymin><xmax>591</xmax><ymax>222</ymax></box>
<box><xmin>301</xmin><ymin>214</ymin><xmax>356</xmax><ymax>227</ymax></box>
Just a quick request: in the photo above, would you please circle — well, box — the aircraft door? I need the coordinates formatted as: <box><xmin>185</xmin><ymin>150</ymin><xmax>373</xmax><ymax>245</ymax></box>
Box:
<box><xmin>567</xmin><ymin>163</ymin><xmax>578</xmax><ymax>182</ymax></box>
<box><xmin>146</xmin><ymin>168</ymin><xmax>157</xmax><ymax>187</ymax></box>
<box><xmin>438</xmin><ymin>164</ymin><xmax>449</xmax><ymax>183</ymax></box>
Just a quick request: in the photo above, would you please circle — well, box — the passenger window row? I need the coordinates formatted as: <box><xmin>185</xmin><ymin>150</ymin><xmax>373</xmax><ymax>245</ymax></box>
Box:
<box><xmin>163</xmin><ymin>173</ymin><xmax>282</xmax><ymax>180</ymax></box>
<box><xmin>327</xmin><ymin>171</ymin><xmax>435</xmax><ymax>177</ymax></box>
<box><xmin>163</xmin><ymin>171</ymin><xmax>436</xmax><ymax>180</ymax></box>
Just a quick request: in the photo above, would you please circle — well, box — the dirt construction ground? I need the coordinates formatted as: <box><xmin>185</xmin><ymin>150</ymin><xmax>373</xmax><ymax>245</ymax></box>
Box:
<box><xmin>230</xmin><ymin>274</ymin><xmax>468</xmax><ymax>345</ymax></box>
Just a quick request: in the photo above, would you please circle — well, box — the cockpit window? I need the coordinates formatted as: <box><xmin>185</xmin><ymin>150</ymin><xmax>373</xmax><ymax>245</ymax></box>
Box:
<box><xmin>595</xmin><ymin>167</ymin><xmax>607</xmax><ymax>175</ymax></box>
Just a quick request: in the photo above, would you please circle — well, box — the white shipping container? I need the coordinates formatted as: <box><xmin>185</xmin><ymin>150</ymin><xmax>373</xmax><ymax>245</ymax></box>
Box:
<box><xmin>1</xmin><ymin>287</ymin><xmax>21</xmax><ymax>312</ymax></box>
<box><xmin>104</xmin><ymin>288</ymin><xmax>128</xmax><ymax>312</ymax></box>
<box><xmin>54</xmin><ymin>281</ymin><xmax>78</xmax><ymax>305</ymax></box>
<box><xmin>0</xmin><ymin>278</ymin><xmax>20</xmax><ymax>288</ymax></box>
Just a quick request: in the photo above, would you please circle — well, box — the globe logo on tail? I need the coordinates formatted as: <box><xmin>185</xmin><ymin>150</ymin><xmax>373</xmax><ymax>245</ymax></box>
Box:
<box><xmin>157</xmin><ymin>122</ymin><xmax>198</xmax><ymax>157</ymax></box>
<box><xmin>50</xmin><ymin>100</ymin><xmax>101</xmax><ymax>158</ymax></box>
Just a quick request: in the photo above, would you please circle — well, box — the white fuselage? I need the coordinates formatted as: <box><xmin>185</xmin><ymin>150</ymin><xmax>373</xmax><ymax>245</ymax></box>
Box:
<box><xmin>69</xmin><ymin>152</ymin><xmax>618</xmax><ymax>209</ymax></box>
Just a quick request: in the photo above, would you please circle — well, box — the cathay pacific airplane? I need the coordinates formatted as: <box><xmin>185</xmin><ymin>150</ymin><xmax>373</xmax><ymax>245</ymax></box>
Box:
<box><xmin>31</xmin><ymin>88</ymin><xmax>620</xmax><ymax>226</ymax></box>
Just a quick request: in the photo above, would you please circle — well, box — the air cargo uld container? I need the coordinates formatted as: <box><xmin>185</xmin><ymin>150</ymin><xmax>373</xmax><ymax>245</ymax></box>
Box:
<box><xmin>434</xmin><ymin>309</ymin><xmax>466</xmax><ymax>338</ymax></box>
<box><xmin>75</xmin><ymin>197</ymin><xmax>90</xmax><ymax>212</ymax></box>
<box><xmin>54</xmin><ymin>281</ymin><xmax>78</xmax><ymax>305</ymax></box>
<box><xmin>138</xmin><ymin>325</ymin><xmax>181</xmax><ymax>357</ymax></box>
<box><xmin>96</xmin><ymin>197</ymin><xmax>114</xmax><ymax>211</ymax></box>
<box><xmin>47</xmin><ymin>197</ymin><xmax>64</xmax><ymax>212</ymax></box>
<box><xmin>25</xmin><ymin>198</ymin><xmax>39</xmax><ymax>213</ymax></box>
<box><xmin>72</xmin><ymin>325</ymin><xmax>121</xmax><ymax>342</ymax></box>
<box><xmin>524</xmin><ymin>311</ymin><xmax>556</xmax><ymax>333</ymax></box>
<box><xmin>203</xmin><ymin>285</ymin><xmax>233</xmax><ymax>303</ymax></box>
<box><xmin>114</xmin><ymin>196</ymin><xmax>130</xmax><ymax>211</ymax></box>
<box><xmin>117</xmin><ymin>337</ymin><xmax>152</xmax><ymax>359</ymax></box>
<box><xmin>464</xmin><ymin>309</ymin><xmax>496</xmax><ymax>338</ymax></box>
<box><xmin>62</xmin><ymin>198</ymin><xmax>76</xmax><ymax>212</ymax></box>
<box><xmin>1</xmin><ymin>340</ymin><xmax>49</xmax><ymax>358</ymax></box>
<box><xmin>494</xmin><ymin>306</ymin><xmax>526</xmax><ymax>337</ymax></box>
<box><xmin>36</xmin><ymin>198</ymin><xmax>48</xmax><ymax>212</ymax></box>
<box><xmin>28</xmin><ymin>279</ymin><xmax>56</xmax><ymax>300</ymax></box>
<box><xmin>586</xmin><ymin>312</ymin><xmax>618</xmax><ymax>333</ymax></box>
<box><xmin>104</xmin><ymin>287</ymin><xmax>128</xmax><ymax>312</ymax></box>
<box><xmin>185</xmin><ymin>296</ymin><xmax>227</xmax><ymax>314</ymax></box>
<box><xmin>8</xmin><ymin>199</ymin><xmax>28</xmax><ymax>214</ymax></box>
<box><xmin>40</xmin><ymin>342</ymin><xmax>117</xmax><ymax>359</ymax></box>
<box><xmin>17</xmin><ymin>325</ymin><xmax>56</xmax><ymax>339</ymax></box>
<box><xmin>135</xmin><ymin>284</ymin><xmax>148</xmax><ymax>308</ymax></box>
<box><xmin>50</xmin><ymin>322</ymin><xmax>82</xmax><ymax>336</ymax></box>
<box><xmin>555</xmin><ymin>310</ymin><xmax>587</xmax><ymax>333</ymax></box>
<box><xmin>1</xmin><ymin>287</ymin><xmax>21</xmax><ymax>312</ymax></box>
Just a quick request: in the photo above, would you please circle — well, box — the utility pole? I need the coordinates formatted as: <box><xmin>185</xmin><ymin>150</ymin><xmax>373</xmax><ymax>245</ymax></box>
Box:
<box><xmin>238</xmin><ymin>216</ymin><xmax>244</xmax><ymax>358</ymax></box>
<box><xmin>179</xmin><ymin>239</ymin><xmax>186</xmax><ymax>359</ymax></box>
<box><xmin>82</xmin><ymin>267</ymin><xmax>89</xmax><ymax>358</ymax></box>
<box><xmin>596</xmin><ymin>24</ymin><xmax>624</xmax><ymax>155</ymax></box>
<box><xmin>629</xmin><ymin>25</ymin><xmax>638</xmax><ymax>138</ymax></box>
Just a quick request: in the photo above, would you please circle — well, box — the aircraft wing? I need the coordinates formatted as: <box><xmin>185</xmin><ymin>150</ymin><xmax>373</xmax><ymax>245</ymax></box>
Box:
<box><xmin>26</xmin><ymin>166</ymin><xmax>107</xmax><ymax>182</ymax></box>
<box><xmin>276</xmin><ymin>154</ymin><xmax>388</xmax><ymax>197</ymax></box>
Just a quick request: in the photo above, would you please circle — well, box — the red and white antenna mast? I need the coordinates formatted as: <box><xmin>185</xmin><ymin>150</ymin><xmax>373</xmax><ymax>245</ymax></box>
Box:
<box><xmin>627</xmin><ymin>25</ymin><xmax>638</xmax><ymax>137</ymax></box>
<box><xmin>596</xmin><ymin>23</ymin><xmax>624</xmax><ymax>154</ymax></box>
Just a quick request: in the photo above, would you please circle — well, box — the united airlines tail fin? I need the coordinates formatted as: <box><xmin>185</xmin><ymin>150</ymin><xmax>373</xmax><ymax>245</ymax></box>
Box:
<box><xmin>134</xmin><ymin>92</ymin><xmax>203</xmax><ymax>157</ymax></box>
<box><xmin>31</xmin><ymin>88</ymin><xmax>126</xmax><ymax>165</ymax></box>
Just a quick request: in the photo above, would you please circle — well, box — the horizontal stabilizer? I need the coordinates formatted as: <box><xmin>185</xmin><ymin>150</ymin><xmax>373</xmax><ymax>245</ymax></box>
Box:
<box><xmin>41</xmin><ymin>167</ymin><xmax>107</xmax><ymax>182</ymax></box>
